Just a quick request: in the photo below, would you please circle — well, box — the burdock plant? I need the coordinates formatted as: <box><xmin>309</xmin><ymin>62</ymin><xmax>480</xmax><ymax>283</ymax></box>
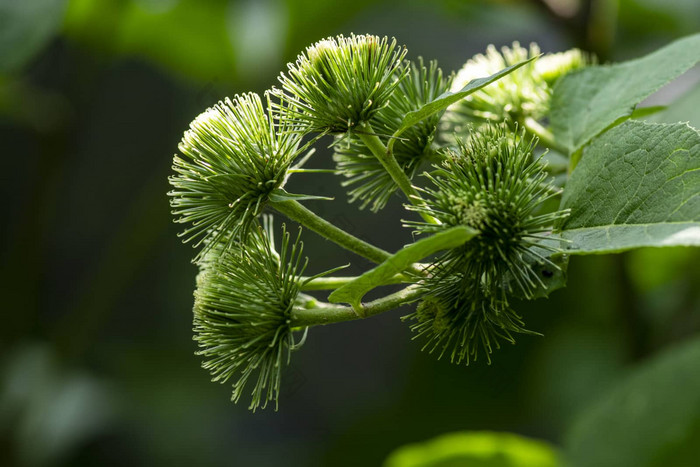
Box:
<box><xmin>169</xmin><ymin>33</ymin><xmax>700</xmax><ymax>410</ymax></box>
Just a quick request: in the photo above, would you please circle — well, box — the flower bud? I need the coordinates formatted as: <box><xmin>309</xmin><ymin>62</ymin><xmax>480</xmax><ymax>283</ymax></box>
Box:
<box><xmin>272</xmin><ymin>34</ymin><xmax>407</xmax><ymax>134</ymax></box>
<box><xmin>193</xmin><ymin>222</ymin><xmax>307</xmax><ymax>410</ymax></box>
<box><xmin>169</xmin><ymin>92</ymin><xmax>302</xmax><ymax>260</ymax></box>
<box><xmin>334</xmin><ymin>59</ymin><xmax>450</xmax><ymax>211</ymax></box>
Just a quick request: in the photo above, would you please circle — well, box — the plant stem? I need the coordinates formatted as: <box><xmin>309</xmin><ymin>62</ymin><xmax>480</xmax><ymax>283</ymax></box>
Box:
<box><xmin>356</xmin><ymin>122</ymin><xmax>438</xmax><ymax>224</ymax></box>
<box><xmin>522</xmin><ymin>117</ymin><xmax>569</xmax><ymax>155</ymax></box>
<box><xmin>270</xmin><ymin>198</ymin><xmax>390</xmax><ymax>264</ymax></box>
<box><xmin>291</xmin><ymin>284</ymin><xmax>424</xmax><ymax>327</ymax></box>
<box><xmin>300</xmin><ymin>273</ymin><xmax>409</xmax><ymax>291</ymax></box>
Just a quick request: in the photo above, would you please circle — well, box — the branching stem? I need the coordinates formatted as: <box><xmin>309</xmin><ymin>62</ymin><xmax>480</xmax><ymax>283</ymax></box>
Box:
<box><xmin>356</xmin><ymin>121</ymin><xmax>439</xmax><ymax>225</ymax></box>
<box><xmin>270</xmin><ymin>198</ymin><xmax>390</xmax><ymax>264</ymax></box>
<box><xmin>300</xmin><ymin>273</ymin><xmax>410</xmax><ymax>290</ymax></box>
<box><xmin>291</xmin><ymin>284</ymin><xmax>424</xmax><ymax>327</ymax></box>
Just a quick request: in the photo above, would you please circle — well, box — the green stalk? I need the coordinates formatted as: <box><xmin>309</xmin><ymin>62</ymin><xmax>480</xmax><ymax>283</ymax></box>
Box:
<box><xmin>291</xmin><ymin>284</ymin><xmax>423</xmax><ymax>327</ymax></box>
<box><xmin>356</xmin><ymin>122</ymin><xmax>438</xmax><ymax>224</ymax></box>
<box><xmin>270</xmin><ymin>198</ymin><xmax>390</xmax><ymax>264</ymax></box>
<box><xmin>300</xmin><ymin>273</ymin><xmax>409</xmax><ymax>291</ymax></box>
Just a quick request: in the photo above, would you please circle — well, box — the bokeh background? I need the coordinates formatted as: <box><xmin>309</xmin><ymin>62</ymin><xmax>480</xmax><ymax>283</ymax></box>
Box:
<box><xmin>2</xmin><ymin>0</ymin><xmax>699</xmax><ymax>466</ymax></box>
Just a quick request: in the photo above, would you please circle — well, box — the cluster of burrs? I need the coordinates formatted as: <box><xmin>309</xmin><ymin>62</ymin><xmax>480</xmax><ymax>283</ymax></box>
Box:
<box><xmin>168</xmin><ymin>33</ymin><xmax>589</xmax><ymax>409</ymax></box>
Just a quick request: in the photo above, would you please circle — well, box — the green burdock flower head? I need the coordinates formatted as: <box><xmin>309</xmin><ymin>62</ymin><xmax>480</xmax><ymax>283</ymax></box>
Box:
<box><xmin>193</xmin><ymin>220</ymin><xmax>308</xmax><ymax>411</ymax></box>
<box><xmin>446</xmin><ymin>42</ymin><xmax>591</xmax><ymax>127</ymax></box>
<box><xmin>405</xmin><ymin>123</ymin><xmax>569</xmax><ymax>363</ymax></box>
<box><xmin>334</xmin><ymin>58</ymin><xmax>450</xmax><ymax>211</ymax></box>
<box><xmin>406</xmin><ymin>273</ymin><xmax>534</xmax><ymax>365</ymax></box>
<box><xmin>411</xmin><ymin>123</ymin><xmax>569</xmax><ymax>296</ymax></box>
<box><xmin>169</xmin><ymin>92</ymin><xmax>303</xmax><ymax>261</ymax></box>
<box><xmin>272</xmin><ymin>33</ymin><xmax>408</xmax><ymax>134</ymax></box>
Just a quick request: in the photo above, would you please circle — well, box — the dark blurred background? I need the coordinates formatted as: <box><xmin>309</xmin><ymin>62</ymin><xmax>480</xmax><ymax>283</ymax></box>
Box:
<box><xmin>1</xmin><ymin>1</ymin><xmax>699</xmax><ymax>466</ymax></box>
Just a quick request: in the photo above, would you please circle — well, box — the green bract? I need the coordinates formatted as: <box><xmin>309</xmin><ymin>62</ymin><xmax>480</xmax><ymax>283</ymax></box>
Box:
<box><xmin>334</xmin><ymin>59</ymin><xmax>450</xmax><ymax>211</ymax></box>
<box><xmin>405</xmin><ymin>124</ymin><xmax>569</xmax><ymax>363</ymax></box>
<box><xmin>169</xmin><ymin>92</ymin><xmax>302</xmax><ymax>260</ymax></box>
<box><xmin>193</xmin><ymin>221</ymin><xmax>307</xmax><ymax>411</ymax></box>
<box><xmin>272</xmin><ymin>34</ymin><xmax>407</xmax><ymax>134</ymax></box>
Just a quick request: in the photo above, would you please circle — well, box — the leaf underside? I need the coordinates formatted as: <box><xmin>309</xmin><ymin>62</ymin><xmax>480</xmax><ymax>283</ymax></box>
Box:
<box><xmin>565</xmin><ymin>336</ymin><xmax>700</xmax><ymax>467</ymax></box>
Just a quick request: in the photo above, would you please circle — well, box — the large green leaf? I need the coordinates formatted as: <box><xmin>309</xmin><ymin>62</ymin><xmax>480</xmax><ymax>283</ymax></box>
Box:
<box><xmin>559</xmin><ymin>121</ymin><xmax>700</xmax><ymax>254</ymax></box>
<box><xmin>550</xmin><ymin>33</ymin><xmax>700</xmax><ymax>155</ymax></box>
<box><xmin>384</xmin><ymin>431</ymin><xmax>561</xmax><ymax>467</ymax></box>
<box><xmin>0</xmin><ymin>0</ymin><xmax>67</xmax><ymax>74</ymax></box>
<box><xmin>328</xmin><ymin>226</ymin><xmax>478</xmax><ymax>309</ymax></box>
<box><xmin>619</xmin><ymin>0</ymin><xmax>700</xmax><ymax>38</ymax></box>
<box><xmin>564</xmin><ymin>336</ymin><xmax>700</xmax><ymax>467</ymax></box>
<box><xmin>389</xmin><ymin>57</ymin><xmax>537</xmax><ymax>146</ymax></box>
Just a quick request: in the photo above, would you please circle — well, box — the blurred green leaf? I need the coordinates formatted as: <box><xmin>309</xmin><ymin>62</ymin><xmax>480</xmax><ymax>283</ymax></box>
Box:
<box><xmin>560</xmin><ymin>121</ymin><xmax>700</xmax><ymax>254</ymax></box>
<box><xmin>619</xmin><ymin>0</ymin><xmax>700</xmax><ymax>38</ymax></box>
<box><xmin>328</xmin><ymin>226</ymin><xmax>477</xmax><ymax>309</ymax></box>
<box><xmin>64</xmin><ymin>0</ymin><xmax>237</xmax><ymax>82</ymax></box>
<box><xmin>0</xmin><ymin>77</ymin><xmax>72</xmax><ymax>132</ymax></box>
<box><xmin>624</xmin><ymin>246</ymin><xmax>700</xmax><ymax>346</ymax></box>
<box><xmin>565</xmin><ymin>335</ymin><xmax>700</xmax><ymax>467</ymax></box>
<box><xmin>626</xmin><ymin>246</ymin><xmax>700</xmax><ymax>291</ymax></box>
<box><xmin>228</xmin><ymin>0</ymin><xmax>287</xmax><ymax>78</ymax></box>
<box><xmin>384</xmin><ymin>431</ymin><xmax>561</xmax><ymax>467</ymax></box>
<box><xmin>649</xmin><ymin>82</ymin><xmax>700</xmax><ymax>130</ymax></box>
<box><xmin>0</xmin><ymin>0</ymin><xmax>67</xmax><ymax>74</ymax></box>
<box><xmin>550</xmin><ymin>33</ymin><xmax>700</xmax><ymax>155</ymax></box>
<box><xmin>1</xmin><ymin>343</ymin><xmax>116</xmax><ymax>466</ymax></box>
<box><xmin>61</xmin><ymin>0</ymin><xmax>382</xmax><ymax>84</ymax></box>
<box><xmin>283</xmin><ymin>0</ymin><xmax>377</xmax><ymax>54</ymax></box>
<box><xmin>526</xmin><ymin>325</ymin><xmax>626</xmax><ymax>431</ymax></box>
